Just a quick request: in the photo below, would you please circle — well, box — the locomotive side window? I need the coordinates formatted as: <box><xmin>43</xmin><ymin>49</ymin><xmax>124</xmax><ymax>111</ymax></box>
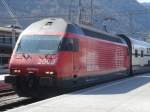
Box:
<box><xmin>60</xmin><ymin>38</ymin><xmax>79</xmax><ymax>52</ymax></box>
<box><xmin>135</xmin><ymin>49</ymin><xmax>138</xmax><ymax>57</ymax></box>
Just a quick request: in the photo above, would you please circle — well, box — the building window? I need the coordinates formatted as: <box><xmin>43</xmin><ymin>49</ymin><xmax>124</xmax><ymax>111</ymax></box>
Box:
<box><xmin>0</xmin><ymin>38</ymin><xmax>3</xmax><ymax>43</ymax></box>
<box><xmin>5</xmin><ymin>37</ymin><xmax>12</xmax><ymax>44</ymax></box>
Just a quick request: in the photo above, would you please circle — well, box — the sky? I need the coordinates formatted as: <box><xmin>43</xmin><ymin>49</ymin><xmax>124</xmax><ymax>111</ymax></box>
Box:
<box><xmin>137</xmin><ymin>0</ymin><xmax>150</xmax><ymax>3</ymax></box>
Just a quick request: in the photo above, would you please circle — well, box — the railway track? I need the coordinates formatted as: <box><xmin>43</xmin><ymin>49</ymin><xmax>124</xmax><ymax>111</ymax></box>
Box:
<box><xmin>0</xmin><ymin>91</ymin><xmax>57</xmax><ymax>111</ymax></box>
<box><xmin>0</xmin><ymin>88</ymin><xmax>33</xmax><ymax>111</ymax></box>
<box><xmin>0</xmin><ymin>95</ymin><xmax>39</xmax><ymax>111</ymax></box>
<box><xmin>0</xmin><ymin>89</ymin><xmax>15</xmax><ymax>97</ymax></box>
<box><xmin>0</xmin><ymin>91</ymin><xmax>63</xmax><ymax>111</ymax></box>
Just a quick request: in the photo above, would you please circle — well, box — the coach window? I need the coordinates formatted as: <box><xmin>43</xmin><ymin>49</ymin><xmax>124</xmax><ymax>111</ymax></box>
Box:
<box><xmin>148</xmin><ymin>60</ymin><xmax>150</xmax><ymax>65</ymax></box>
<box><xmin>148</xmin><ymin>48</ymin><xmax>150</xmax><ymax>54</ymax></box>
<box><xmin>135</xmin><ymin>49</ymin><xmax>138</xmax><ymax>57</ymax></box>
<box><xmin>141</xmin><ymin>50</ymin><xmax>144</xmax><ymax>57</ymax></box>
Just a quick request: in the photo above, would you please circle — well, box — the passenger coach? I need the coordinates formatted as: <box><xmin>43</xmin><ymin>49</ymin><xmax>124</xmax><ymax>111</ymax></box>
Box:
<box><xmin>119</xmin><ymin>34</ymin><xmax>150</xmax><ymax>74</ymax></box>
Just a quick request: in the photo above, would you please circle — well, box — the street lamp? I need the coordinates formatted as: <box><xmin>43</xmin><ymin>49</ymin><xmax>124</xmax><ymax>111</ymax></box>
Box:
<box><xmin>78</xmin><ymin>0</ymin><xmax>93</xmax><ymax>26</ymax></box>
<box><xmin>78</xmin><ymin>0</ymin><xmax>82</xmax><ymax>24</ymax></box>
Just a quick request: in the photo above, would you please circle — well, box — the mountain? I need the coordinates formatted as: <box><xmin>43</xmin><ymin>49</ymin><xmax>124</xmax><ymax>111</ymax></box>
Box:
<box><xmin>0</xmin><ymin>0</ymin><xmax>150</xmax><ymax>40</ymax></box>
<box><xmin>142</xmin><ymin>3</ymin><xmax>150</xmax><ymax>8</ymax></box>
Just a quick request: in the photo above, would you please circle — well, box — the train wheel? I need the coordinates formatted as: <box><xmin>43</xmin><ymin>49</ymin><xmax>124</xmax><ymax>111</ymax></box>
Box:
<box><xmin>127</xmin><ymin>68</ymin><xmax>133</xmax><ymax>77</ymax></box>
<box><xmin>14</xmin><ymin>80</ymin><xmax>59</xmax><ymax>98</ymax></box>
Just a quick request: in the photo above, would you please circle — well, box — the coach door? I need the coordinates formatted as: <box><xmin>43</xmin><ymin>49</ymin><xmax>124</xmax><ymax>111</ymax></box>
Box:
<box><xmin>140</xmin><ymin>50</ymin><xmax>144</xmax><ymax>66</ymax></box>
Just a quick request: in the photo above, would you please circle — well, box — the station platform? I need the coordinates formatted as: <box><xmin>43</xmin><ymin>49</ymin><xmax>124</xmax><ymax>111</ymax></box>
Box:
<box><xmin>6</xmin><ymin>73</ymin><xmax>150</xmax><ymax>112</ymax></box>
<box><xmin>0</xmin><ymin>74</ymin><xmax>11</xmax><ymax>90</ymax></box>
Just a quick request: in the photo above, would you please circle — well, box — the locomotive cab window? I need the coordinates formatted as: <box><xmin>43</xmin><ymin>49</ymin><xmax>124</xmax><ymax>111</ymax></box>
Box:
<box><xmin>16</xmin><ymin>35</ymin><xmax>61</xmax><ymax>54</ymax></box>
<box><xmin>60</xmin><ymin>38</ymin><xmax>79</xmax><ymax>52</ymax></box>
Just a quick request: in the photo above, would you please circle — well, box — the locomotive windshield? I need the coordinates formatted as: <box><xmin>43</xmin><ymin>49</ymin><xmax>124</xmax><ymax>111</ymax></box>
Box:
<box><xmin>16</xmin><ymin>35</ymin><xmax>61</xmax><ymax>54</ymax></box>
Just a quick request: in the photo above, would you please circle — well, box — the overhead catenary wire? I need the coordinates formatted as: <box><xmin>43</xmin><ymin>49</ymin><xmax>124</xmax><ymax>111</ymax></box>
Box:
<box><xmin>0</xmin><ymin>0</ymin><xmax>22</xmax><ymax>27</ymax></box>
<box><xmin>0</xmin><ymin>1</ymin><xmax>150</xmax><ymax>39</ymax></box>
<box><xmin>0</xmin><ymin>8</ymin><xmax>149</xmax><ymax>20</ymax></box>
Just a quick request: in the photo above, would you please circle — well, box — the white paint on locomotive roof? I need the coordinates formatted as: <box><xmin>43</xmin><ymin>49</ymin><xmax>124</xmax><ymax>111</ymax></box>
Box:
<box><xmin>22</xmin><ymin>18</ymin><xmax>68</xmax><ymax>35</ymax></box>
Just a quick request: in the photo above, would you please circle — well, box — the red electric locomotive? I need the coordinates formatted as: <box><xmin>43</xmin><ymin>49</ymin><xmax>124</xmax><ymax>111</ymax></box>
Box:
<box><xmin>5</xmin><ymin>18</ymin><xmax>130</xmax><ymax>97</ymax></box>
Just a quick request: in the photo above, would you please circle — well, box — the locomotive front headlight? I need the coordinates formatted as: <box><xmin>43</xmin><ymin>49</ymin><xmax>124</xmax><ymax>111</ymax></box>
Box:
<box><xmin>45</xmin><ymin>71</ymin><xmax>54</xmax><ymax>75</ymax></box>
<box><xmin>13</xmin><ymin>69</ymin><xmax>21</xmax><ymax>73</ymax></box>
<box><xmin>14</xmin><ymin>70</ymin><xmax>17</xmax><ymax>73</ymax></box>
<box><xmin>45</xmin><ymin>71</ymin><xmax>50</xmax><ymax>74</ymax></box>
<box><xmin>49</xmin><ymin>71</ymin><xmax>54</xmax><ymax>75</ymax></box>
<box><xmin>18</xmin><ymin>70</ymin><xmax>21</xmax><ymax>73</ymax></box>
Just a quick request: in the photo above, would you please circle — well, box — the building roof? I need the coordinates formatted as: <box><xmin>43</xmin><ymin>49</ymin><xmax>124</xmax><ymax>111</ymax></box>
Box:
<box><xmin>0</xmin><ymin>26</ymin><xmax>22</xmax><ymax>33</ymax></box>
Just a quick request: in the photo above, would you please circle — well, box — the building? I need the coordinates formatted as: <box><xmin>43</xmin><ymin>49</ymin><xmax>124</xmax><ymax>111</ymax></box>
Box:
<box><xmin>0</xmin><ymin>26</ymin><xmax>22</xmax><ymax>73</ymax></box>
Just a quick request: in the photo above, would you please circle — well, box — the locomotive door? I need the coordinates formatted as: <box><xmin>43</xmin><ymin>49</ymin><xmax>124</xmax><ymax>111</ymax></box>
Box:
<box><xmin>72</xmin><ymin>38</ymin><xmax>80</xmax><ymax>82</ymax></box>
<box><xmin>73</xmin><ymin>52</ymin><xmax>79</xmax><ymax>76</ymax></box>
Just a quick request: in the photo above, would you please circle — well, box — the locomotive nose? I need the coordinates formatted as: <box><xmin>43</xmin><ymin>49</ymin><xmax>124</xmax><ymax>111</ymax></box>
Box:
<box><xmin>9</xmin><ymin>53</ymin><xmax>58</xmax><ymax>76</ymax></box>
<box><xmin>38</xmin><ymin>54</ymin><xmax>58</xmax><ymax>65</ymax></box>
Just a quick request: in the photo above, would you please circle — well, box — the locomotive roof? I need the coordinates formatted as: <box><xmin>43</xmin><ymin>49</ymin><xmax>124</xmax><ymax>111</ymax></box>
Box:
<box><xmin>23</xmin><ymin>18</ymin><xmax>121</xmax><ymax>38</ymax></box>
<box><xmin>118</xmin><ymin>34</ymin><xmax>150</xmax><ymax>48</ymax></box>
<box><xmin>22</xmin><ymin>18</ymin><xmax>69</xmax><ymax>35</ymax></box>
<box><xmin>78</xmin><ymin>24</ymin><xmax>121</xmax><ymax>39</ymax></box>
